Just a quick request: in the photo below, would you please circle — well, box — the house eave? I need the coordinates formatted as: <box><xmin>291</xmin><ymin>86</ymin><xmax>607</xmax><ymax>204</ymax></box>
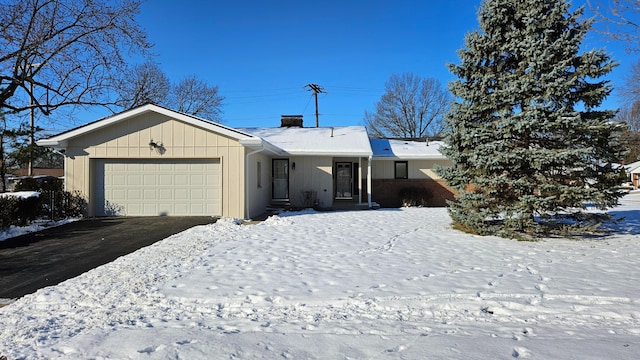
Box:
<box><xmin>239</xmin><ymin>138</ymin><xmax>284</xmax><ymax>156</ymax></box>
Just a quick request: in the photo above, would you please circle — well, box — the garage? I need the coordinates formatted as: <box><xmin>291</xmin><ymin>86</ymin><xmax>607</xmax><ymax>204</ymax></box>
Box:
<box><xmin>94</xmin><ymin>159</ymin><xmax>221</xmax><ymax>216</ymax></box>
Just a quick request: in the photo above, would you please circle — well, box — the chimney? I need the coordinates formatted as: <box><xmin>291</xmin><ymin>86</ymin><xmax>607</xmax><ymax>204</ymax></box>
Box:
<box><xmin>281</xmin><ymin>115</ymin><xmax>303</xmax><ymax>127</ymax></box>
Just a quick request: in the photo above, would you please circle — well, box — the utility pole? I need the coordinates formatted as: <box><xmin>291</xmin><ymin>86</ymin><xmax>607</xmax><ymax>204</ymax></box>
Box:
<box><xmin>27</xmin><ymin>63</ymin><xmax>41</xmax><ymax>177</ymax></box>
<box><xmin>305</xmin><ymin>84</ymin><xmax>326</xmax><ymax>127</ymax></box>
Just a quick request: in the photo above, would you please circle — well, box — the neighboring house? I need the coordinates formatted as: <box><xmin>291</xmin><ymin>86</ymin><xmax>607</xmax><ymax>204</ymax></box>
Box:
<box><xmin>37</xmin><ymin>104</ymin><xmax>454</xmax><ymax>218</ymax></box>
<box><xmin>626</xmin><ymin>161</ymin><xmax>640</xmax><ymax>188</ymax></box>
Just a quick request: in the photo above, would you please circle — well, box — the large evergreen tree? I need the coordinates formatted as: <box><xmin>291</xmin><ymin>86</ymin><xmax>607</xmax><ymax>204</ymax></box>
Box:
<box><xmin>438</xmin><ymin>0</ymin><xmax>628</xmax><ymax>238</ymax></box>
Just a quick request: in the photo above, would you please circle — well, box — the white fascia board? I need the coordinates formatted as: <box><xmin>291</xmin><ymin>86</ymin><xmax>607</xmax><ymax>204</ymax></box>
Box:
<box><xmin>36</xmin><ymin>139</ymin><xmax>67</xmax><ymax>147</ymax></box>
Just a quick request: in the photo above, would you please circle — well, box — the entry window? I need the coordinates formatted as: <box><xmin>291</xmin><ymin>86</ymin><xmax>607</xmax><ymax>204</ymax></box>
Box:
<box><xmin>352</xmin><ymin>163</ymin><xmax>359</xmax><ymax>196</ymax></box>
<box><xmin>395</xmin><ymin>161</ymin><xmax>408</xmax><ymax>179</ymax></box>
<box><xmin>257</xmin><ymin>161</ymin><xmax>262</xmax><ymax>188</ymax></box>
<box><xmin>272</xmin><ymin>159</ymin><xmax>289</xmax><ymax>199</ymax></box>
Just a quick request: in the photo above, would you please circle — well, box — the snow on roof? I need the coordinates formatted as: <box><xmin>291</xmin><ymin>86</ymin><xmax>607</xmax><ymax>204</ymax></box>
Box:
<box><xmin>240</xmin><ymin>126</ymin><xmax>373</xmax><ymax>156</ymax></box>
<box><xmin>625</xmin><ymin>161</ymin><xmax>640</xmax><ymax>173</ymax></box>
<box><xmin>370</xmin><ymin>138</ymin><xmax>447</xmax><ymax>160</ymax></box>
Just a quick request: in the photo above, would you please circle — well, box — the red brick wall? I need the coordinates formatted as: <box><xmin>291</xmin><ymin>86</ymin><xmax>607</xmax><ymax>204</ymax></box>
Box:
<box><xmin>370</xmin><ymin>179</ymin><xmax>456</xmax><ymax>207</ymax></box>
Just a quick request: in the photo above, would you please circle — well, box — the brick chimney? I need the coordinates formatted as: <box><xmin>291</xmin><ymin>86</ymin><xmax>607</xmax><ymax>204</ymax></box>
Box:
<box><xmin>281</xmin><ymin>115</ymin><xmax>303</xmax><ymax>127</ymax></box>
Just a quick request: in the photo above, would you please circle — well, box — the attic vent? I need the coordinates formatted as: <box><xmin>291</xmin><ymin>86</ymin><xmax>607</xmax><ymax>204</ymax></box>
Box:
<box><xmin>281</xmin><ymin>115</ymin><xmax>303</xmax><ymax>127</ymax></box>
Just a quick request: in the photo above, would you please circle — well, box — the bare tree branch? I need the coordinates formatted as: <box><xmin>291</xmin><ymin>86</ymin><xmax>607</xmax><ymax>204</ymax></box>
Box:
<box><xmin>171</xmin><ymin>75</ymin><xmax>224</xmax><ymax>121</ymax></box>
<box><xmin>116</xmin><ymin>62</ymin><xmax>171</xmax><ymax>109</ymax></box>
<box><xmin>588</xmin><ymin>0</ymin><xmax>640</xmax><ymax>52</ymax></box>
<box><xmin>0</xmin><ymin>0</ymin><xmax>152</xmax><ymax>117</ymax></box>
<box><xmin>365</xmin><ymin>73</ymin><xmax>451</xmax><ymax>139</ymax></box>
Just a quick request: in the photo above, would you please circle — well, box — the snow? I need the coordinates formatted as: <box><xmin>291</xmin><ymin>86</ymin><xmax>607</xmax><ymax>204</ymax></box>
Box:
<box><xmin>0</xmin><ymin>191</ymin><xmax>39</xmax><ymax>199</ymax></box>
<box><xmin>371</xmin><ymin>138</ymin><xmax>447</xmax><ymax>159</ymax></box>
<box><xmin>0</xmin><ymin>218</ymin><xmax>78</xmax><ymax>242</ymax></box>
<box><xmin>1</xmin><ymin>194</ymin><xmax>640</xmax><ymax>359</ymax></box>
<box><xmin>241</xmin><ymin>126</ymin><xmax>372</xmax><ymax>156</ymax></box>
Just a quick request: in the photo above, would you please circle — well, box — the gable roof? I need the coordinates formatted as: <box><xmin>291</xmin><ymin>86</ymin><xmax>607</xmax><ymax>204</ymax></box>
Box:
<box><xmin>370</xmin><ymin>139</ymin><xmax>447</xmax><ymax>160</ymax></box>
<box><xmin>36</xmin><ymin>104</ymin><xmax>256</xmax><ymax>147</ymax></box>
<box><xmin>240</xmin><ymin>126</ymin><xmax>373</xmax><ymax>156</ymax></box>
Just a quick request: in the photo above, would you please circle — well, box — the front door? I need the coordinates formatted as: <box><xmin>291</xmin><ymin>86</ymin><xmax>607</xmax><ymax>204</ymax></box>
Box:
<box><xmin>272</xmin><ymin>159</ymin><xmax>289</xmax><ymax>199</ymax></box>
<box><xmin>335</xmin><ymin>162</ymin><xmax>352</xmax><ymax>199</ymax></box>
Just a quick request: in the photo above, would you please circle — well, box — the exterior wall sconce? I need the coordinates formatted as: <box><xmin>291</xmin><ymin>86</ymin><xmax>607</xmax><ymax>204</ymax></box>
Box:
<box><xmin>292</xmin><ymin>162</ymin><xmax>296</xmax><ymax>170</ymax></box>
<box><xmin>149</xmin><ymin>139</ymin><xmax>166</xmax><ymax>154</ymax></box>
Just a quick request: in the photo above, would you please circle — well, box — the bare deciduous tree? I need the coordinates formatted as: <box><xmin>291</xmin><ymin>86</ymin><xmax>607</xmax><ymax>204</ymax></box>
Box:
<box><xmin>618</xmin><ymin>101</ymin><xmax>640</xmax><ymax>132</ymax></box>
<box><xmin>171</xmin><ymin>75</ymin><xmax>224</xmax><ymax>121</ymax></box>
<box><xmin>365</xmin><ymin>73</ymin><xmax>451</xmax><ymax>139</ymax></box>
<box><xmin>0</xmin><ymin>0</ymin><xmax>152</xmax><ymax>116</ymax></box>
<box><xmin>118</xmin><ymin>64</ymin><xmax>225</xmax><ymax>121</ymax></box>
<box><xmin>117</xmin><ymin>62</ymin><xmax>171</xmax><ymax>110</ymax></box>
<box><xmin>588</xmin><ymin>0</ymin><xmax>639</xmax><ymax>52</ymax></box>
<box><xmin>621</xmin><ymin>59</ymin><xmax>640</xmax><ymax>106</ymax></box>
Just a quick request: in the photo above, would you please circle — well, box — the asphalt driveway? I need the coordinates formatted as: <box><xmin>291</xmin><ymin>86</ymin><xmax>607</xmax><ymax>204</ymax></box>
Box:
<box><xmin>0</xmin><ymin>216</ymin><xmax>217</xmax><ymax>300</ymax></box>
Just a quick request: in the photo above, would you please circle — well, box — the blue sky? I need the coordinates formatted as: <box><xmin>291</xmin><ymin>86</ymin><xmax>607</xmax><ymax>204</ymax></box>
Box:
<box><xmin>68</xmin><ymin>0</ymin><xmax>638</xmax><ymax>130</ymax></box>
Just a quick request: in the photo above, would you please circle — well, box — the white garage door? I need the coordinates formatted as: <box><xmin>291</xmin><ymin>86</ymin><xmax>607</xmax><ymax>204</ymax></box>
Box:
<box><xmin>94</xmin><ymin>159</ymin><xmax>221</xmax><ymax>216</ymax></box>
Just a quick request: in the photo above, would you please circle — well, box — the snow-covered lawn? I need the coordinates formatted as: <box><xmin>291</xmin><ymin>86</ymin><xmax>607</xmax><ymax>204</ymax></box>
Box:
<box><xmin>1</xmin><ymin>194</ymin><xmax>640</xmax><ymax>359</ymax></box>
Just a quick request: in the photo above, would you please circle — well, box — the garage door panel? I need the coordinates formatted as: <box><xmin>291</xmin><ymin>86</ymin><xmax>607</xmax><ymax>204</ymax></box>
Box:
<box><xmin>111</xmin><ymin>175</ymin><xmax>126</xmax><ymax>186</ymax></box>
<box><xmin>128</xmin><ymin>174</ymin><xmax>142</xmax><ymax>186</ymax></box>
<box><xmin>175</xmin><ymin>203</ymin><xmax>188</xmax><ymax>212</ymax></box>
<box><xmin>143</xmin><ymin>189</ymin><xmax>157</xmax><ymax>200</ymax></box>
<box><xmin>127</xmin><ymin>163</ymin><xmax>143</xmax><ymax>172</ymax></box>
<box><xmin>159</xmin><ymin>175</ymin><xmax>173</xmax><ymax>185</ymax></box>
<box><xmin>159</xmin><ymin>189</ymin><xmax>173</xmax><ymax>200</ymax></box>
<box><xmin>143</xmin><ymin>174</ymin><xmax>157</xmax><ymax>186</ymax></box>
<box><xmin>95</xmin><ymin>159</ymin><xmax>221</xmax><ymax>216</ymax></box>
<box><xmin>175</xmin><ymin>175</ymin><xmax>188</xmax><ymax>186</ymax></box>
<box><xmin>127</xmin><ymin>189</ymin><xmax>142</xmax><ymax>200</ymax></box>
<box><xmin>191</xmin><ymin>175</ymin><xmax>205</xmax><ymax>186</ymax></box>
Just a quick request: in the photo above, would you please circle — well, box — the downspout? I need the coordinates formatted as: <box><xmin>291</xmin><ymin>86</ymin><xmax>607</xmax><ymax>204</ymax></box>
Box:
<box><xmin>367</xmin><ymin>155</ymin><xmax>372</xmax><ymax>208</ymax></box>
<box><xmin>358</xmin><ymin>157</ymin><xmax>362</xmax><ymax>204</ymax></box>
<box><xmin>245</xmin><ymin>147</ymin><xmax>263</xmax><ymax>220</ymax></box>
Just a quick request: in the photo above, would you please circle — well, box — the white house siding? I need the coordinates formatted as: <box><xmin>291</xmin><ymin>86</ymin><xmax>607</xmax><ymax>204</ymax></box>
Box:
<box><xmin>62</xmin><ymin>112</ymin><xmax>246</xmax><ymax>218</ymax></box>
<box><xmin>288</xmin><ymin>156</ymin><xmax>334</xmax><ymax>209</ymax></box>
<box><xmin>245</xmin><ymin>151</ymin><xmax>272</xmax><ymax>219</ymax></box>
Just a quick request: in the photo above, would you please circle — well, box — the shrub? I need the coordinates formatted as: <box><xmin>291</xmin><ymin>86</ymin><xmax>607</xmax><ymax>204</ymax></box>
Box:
<box><xmin>399</xmin><ymin>186</ymin><xmax>431</xmax><ymax>207</ymax></box>
<box><xmin>0</xmin><ymin>194</ymin><xmax>40</xmax><ymax>228</ymax></box>
<box><xmin>0</xmin><ymin>176</ymin><xmax>87</xmax><ymax>228</ymax></box>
